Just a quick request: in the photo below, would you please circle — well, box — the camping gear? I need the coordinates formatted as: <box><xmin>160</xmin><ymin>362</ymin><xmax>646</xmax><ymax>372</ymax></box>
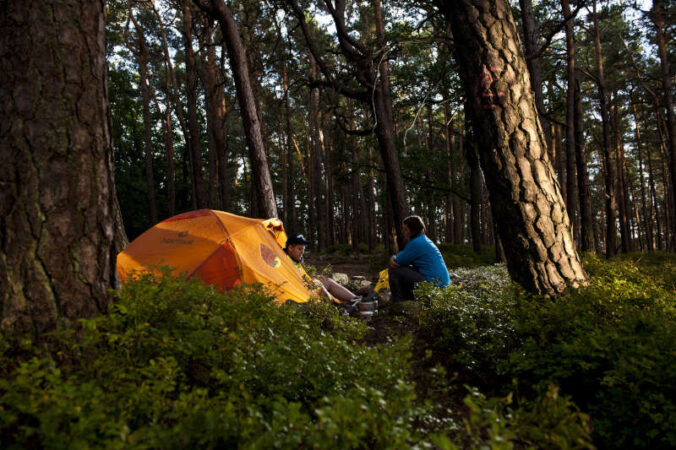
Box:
<box><xmin>116</xmin><ymin>210</ymin><xmax>314</xmax><ymax>304</ymax></box>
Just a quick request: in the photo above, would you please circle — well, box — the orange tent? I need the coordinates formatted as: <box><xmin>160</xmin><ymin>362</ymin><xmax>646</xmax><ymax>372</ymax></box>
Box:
<box><xmin>116</xmin><ymin>210</ymin><xmax>314</xmax><ymax>304</ymax></box>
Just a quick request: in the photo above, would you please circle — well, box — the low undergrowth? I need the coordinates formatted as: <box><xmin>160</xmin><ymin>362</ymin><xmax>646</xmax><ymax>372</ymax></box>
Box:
<box><xmin>416</xmin><ymin>252</ymin><xmax>676</xmax><ymax>449</ymax></box>
<box><xmin>1</xmin><ymin>253</ymin><xmax>672</xmax><ymax>448</ymax></box>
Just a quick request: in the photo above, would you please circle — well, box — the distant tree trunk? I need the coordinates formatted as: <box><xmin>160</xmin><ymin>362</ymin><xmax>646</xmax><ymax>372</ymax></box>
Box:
<box><xmin>591</xmin><ymin>2</ymin><xmax>617</xmax><ymax>258</ymax></box>
<box><xmin>612</xmin><ymin>104</ymin><xmax>631</xmax><ymax>253</ymax></box>
<box><xmin>574</xmin><ymin>70</ymin><xmax>595</xmax><ymax>252</ymax></box>
<box><xmin>651</xmin><ymin>0</ymin><xmax>676</xmax><ymax>249</ymax></box>
<box><xmin>374</xmin><ymin>0</ymin><xmax>408</xmax><ymax>247</ymax></box>
<box><xmin>309</xmin><ymin>53</ymin><xmax>325</xmax><ymax>250</ymax></box>
<box><xmin>439</xmin><ymin>0</ymin><xmax>587</xmax><ymax>295</ymax></box>
<box><xmin>455</xmin><ymin>122</ymin><xmax>466</xmax><ymax>243</ymax></box>
<box><xmin>350</xmin><ymin>101</ymin><xmax>361</xmax><ymax>249</ymax></box>
<box><xmin>0</xmin><ymin>0</ymin><xmax>127</xmax><ymax>336</ymax></box>
<box><xmin>200</xmin><ymin>20</ymin><xmax>231</xmax><ymax>211</ymax></box>
<box><xmin>161</xmin><ymin>102</ymin><xmax>176</xmax><ymax>217</ymax></box>
<box><xmin>518</xmin><ymin>0</ymin><xmax>547</xmax><ymax>132</ymax></box>
<box><xmin>631</xmin><ymin>101</ymin><xmax>653</xmax><ymax>250</ymax></box>
<box><xmin>199</xmin><ymin>0</ymin><xmax>277</xmax><ymax>218</ymax></box>
<box><xmin>282</xmin><ymin>43</ymin><xmax>296</xmax><ymax>229</ymax></box>
<box><xmin>367</xmin><ymin>148</ymin><xmax>377</xmax><ymax>250</ymax></box>
<box><xmin>444</xmin><ymin>101</ymin><xmax>456</xmax><ymax>243</ymax></box>
<box><xmin>324</xmin><ymin>122</ymin><xmax>336</xmax><ymax>247</ymax></box>
<box><xmin>129</xmin><ymin>10</ymin><xmax>158</xmax><ymax>225</ymax></box>
<box><xmin>183</xmin><ymin>1</ymin><xmax>208</xmax><ymax>209</ymax></box>
<box><xmin>465</xmin><ymin>121</ymin><xmax>483</xmax><ymax>254</ymax></box>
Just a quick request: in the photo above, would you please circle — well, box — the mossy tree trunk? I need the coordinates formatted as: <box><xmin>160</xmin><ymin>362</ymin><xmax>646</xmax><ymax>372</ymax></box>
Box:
<box><xmin>437</xmin><ymin>0</ymin><xmax>587</xmax><ymax>295</ymax></box>
<box><xmin>0</xmin><ymin>0</ymin><xmax>128</xmax><ymax>336</ymax></box>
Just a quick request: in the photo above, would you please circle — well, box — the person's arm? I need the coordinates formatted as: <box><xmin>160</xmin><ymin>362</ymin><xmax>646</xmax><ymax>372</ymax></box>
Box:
<box><xmin>393</xmin><ymin>237</ymin><xmax>422</xmax><ymax>266</ymax></box>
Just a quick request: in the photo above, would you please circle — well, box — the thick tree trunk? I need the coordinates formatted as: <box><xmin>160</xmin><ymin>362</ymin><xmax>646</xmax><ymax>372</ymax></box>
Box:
<box><xmin>202</xmin><ymin>0</ymin><xmax>277</xmax><ymax>218</ymax></box>
<box><xmin>0</xmin><ymin>0</ymin><xmax>127</xmax><ymax>336</ymax></box>
<box><xmin>439</xmin><ymin>0</ymin><xmax>586</xmax><ymax>295</ymax></box>
<box><xmin>130</xmin><ymin>11</ymin><xmax>158</xmax><ymax>225</ymax></box>
<box><xmin>591</xmin><ymin>3</ymin><xmax>617</xmax><ymax>258</ymax></box>
<box><xmin>183</xmin><ymin>1</ymin><xmax>208</xmax><ymax>209</ymax></box>
<box><xmin>651</xmin><ymin>0</ymin><xmax>676</xmax><ymax>249</ymax></box>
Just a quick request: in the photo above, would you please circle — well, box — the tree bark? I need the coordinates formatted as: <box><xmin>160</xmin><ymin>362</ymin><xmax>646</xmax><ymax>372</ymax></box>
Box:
<box><xmin>438</xmin><ymin>0</ymin><xmax>586</xmax><ymax>295</ymax></box>
<box><xmin>591</xmin><ymin>1</ymin><xmax>617</xmax><ymax>258</ymax></box>
<box><xmin>0</xmin><ymin>0</ymin><xmax>128</xmax><ymax>336</ymax></box>
<box><xmin>199</xmin><ymin>0</ymin><xmax>277</xmax><ymax>218</ymax></box>
<box><xmin>651</xmin><ymin>0</ymin><xmax>676</xmax><ymax>249</ymax></box>
<box><xmin>183</xmin><ymin>1</ymin><xmax>208</xmax><ymax>209</ymax></box>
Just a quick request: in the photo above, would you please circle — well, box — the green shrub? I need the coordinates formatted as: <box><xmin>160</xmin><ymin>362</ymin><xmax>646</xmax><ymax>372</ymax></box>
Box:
<box><xmin>508</xmin><ymin>254</ymin><xmax>676</xmax><ymax>449</ymax></box>
<box><xmin>417</xmin><ymin>253</ymin><xmax>676</xmax><ymax>449</ymax></box>
<box><xmin>416</xmin><ymin>264</ymin><xmax>522</xmax><ymax>386</ymax></box>
<box><xmin>0</xmin><ymin>273</ymin><xmax>424</xmax><ymax>449</ymax></box>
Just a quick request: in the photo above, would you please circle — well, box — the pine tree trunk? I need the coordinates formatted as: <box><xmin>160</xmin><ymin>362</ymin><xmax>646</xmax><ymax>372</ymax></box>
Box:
<box><xmin>202</xmin><ymin>0</ymin><xmax>277</xmax><ymax>218</ymax></box>
<box><xmin>129</xmin><ymin>11</ymin><xmax>158</xmax><ymax>225</ymax></box>
<box><xmin>632</xmin><ymin>101</ymin><xmax>653</xmax><ymax>250</ymax></box>
<box><xmin>591</xmin><ymin>3</ymin><xmax>617</xmax><ymax>258</ymax></box>
<box><xmin>612</xmin><ymin>104</ymin><xmax>631</xmax><ymax>253</ymax></box>
<box><xmin>465</xmin><ymin>123</ymin><xmax>483</xmax><ymax>254</ymax></box>
<box><xmin>183</xmin><ymin>1</ymin><xmax>208</xmax><ymax>209</ymax></box>
<box><xmin>200</xmin><ymin>22</ymin><xmax>230</xmax><ymax>211</ymax></box>
<box><xmin>518</xmin><ymin>0</ymin><xmax>548</xmax><ymax>131</ymax></box>
<box><xmin>444</xmin><ymin>101</ymin><xmax>456</xmax><ymax>243</ymax></box>
<box><xmin>574</xmin><ymin>70</ymin><xmax>595</xmax><ymax>252</ymax></box>
<box><xmin>439</xmin><ymin>0</ymin><xmax>586</xmax><ymax>295</ymax></box>
<box><xmin>282</xmin><ymin>51</ymin><xmax>296</xmax><ymax>229</ymax></box>
<box><xmin>0</xmin><ymin>0</ymin><xmax>127</xmax><ymax>336</ymax></box>
<box><xmin>308</xmin><ymin>53</ymin><xmax>325</xmax><ymax>250</ymax></box>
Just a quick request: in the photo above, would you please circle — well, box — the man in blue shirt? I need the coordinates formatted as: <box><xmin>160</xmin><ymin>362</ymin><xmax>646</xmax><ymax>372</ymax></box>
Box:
<box><xmin>389</xmin><ymin>216</ymin><xmax>450</xmax><ymax>302</ymax></box>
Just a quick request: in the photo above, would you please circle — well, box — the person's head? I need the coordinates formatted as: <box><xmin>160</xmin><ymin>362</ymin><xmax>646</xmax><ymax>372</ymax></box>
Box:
<box><xmin>285</xmin><ymin>233</ymin><xmax>310</xmax><ymax>262</ymax></box>
<box><xmin>402</xmin><ymin>215</ymin><xmax>425</xmax><ymax>240</ymax></box>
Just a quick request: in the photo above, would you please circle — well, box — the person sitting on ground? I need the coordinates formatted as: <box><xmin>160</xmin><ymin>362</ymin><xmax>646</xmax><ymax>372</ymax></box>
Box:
<box><xmin>284</xmin><ymin>233</ymin><xmax>360</xmax><ymax>304</ymax></box>
<box><xmin>388</xmin><ymin>215</ymin><xmax>450</xmax><ymax>302</ymax></box>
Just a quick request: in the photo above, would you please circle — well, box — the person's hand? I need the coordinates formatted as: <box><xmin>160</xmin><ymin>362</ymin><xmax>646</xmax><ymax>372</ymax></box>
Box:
<box><xmin>389</xmin><ymin>255</ymin><xmax>399</xmax><ymax>268</ymax></box>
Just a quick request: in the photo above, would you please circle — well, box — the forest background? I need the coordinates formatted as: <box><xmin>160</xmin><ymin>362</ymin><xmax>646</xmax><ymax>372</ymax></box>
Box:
<box><xmin>1</xmin><ymin>0</ymin><xmax>675</xmax><ymax>448</ymax></box>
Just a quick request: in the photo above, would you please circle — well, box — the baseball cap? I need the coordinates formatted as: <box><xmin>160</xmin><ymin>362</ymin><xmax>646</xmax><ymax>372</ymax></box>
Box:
<box><xmin>286</xmin><ymin>233</ymin><xmax>310</xmax><ymax>246</ymax></box>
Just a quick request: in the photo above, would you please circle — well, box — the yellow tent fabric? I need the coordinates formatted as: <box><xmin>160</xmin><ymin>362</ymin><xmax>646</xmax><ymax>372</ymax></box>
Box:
<box><xmin>116</xmin><ymin>210</ymin><xmax>314</xmax><ymax>304</ymax></box>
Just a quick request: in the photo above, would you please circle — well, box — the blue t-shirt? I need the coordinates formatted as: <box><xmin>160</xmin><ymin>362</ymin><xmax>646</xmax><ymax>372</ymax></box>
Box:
<box><xmin>394</xmin><ymin>234</ymin><xmax>450</xmax><ymax>287</ymax></box>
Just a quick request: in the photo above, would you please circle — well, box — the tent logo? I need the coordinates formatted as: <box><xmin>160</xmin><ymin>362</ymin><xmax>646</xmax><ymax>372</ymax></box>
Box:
<box><xmin>260</xmin><ymin>243</ymin><xmax>281</xmax><ymax>268</ymax></box>
<box><xmin>160</xmin><ymin>230</ymin><xmax>193</xmax><ymax>245</ymax></box>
